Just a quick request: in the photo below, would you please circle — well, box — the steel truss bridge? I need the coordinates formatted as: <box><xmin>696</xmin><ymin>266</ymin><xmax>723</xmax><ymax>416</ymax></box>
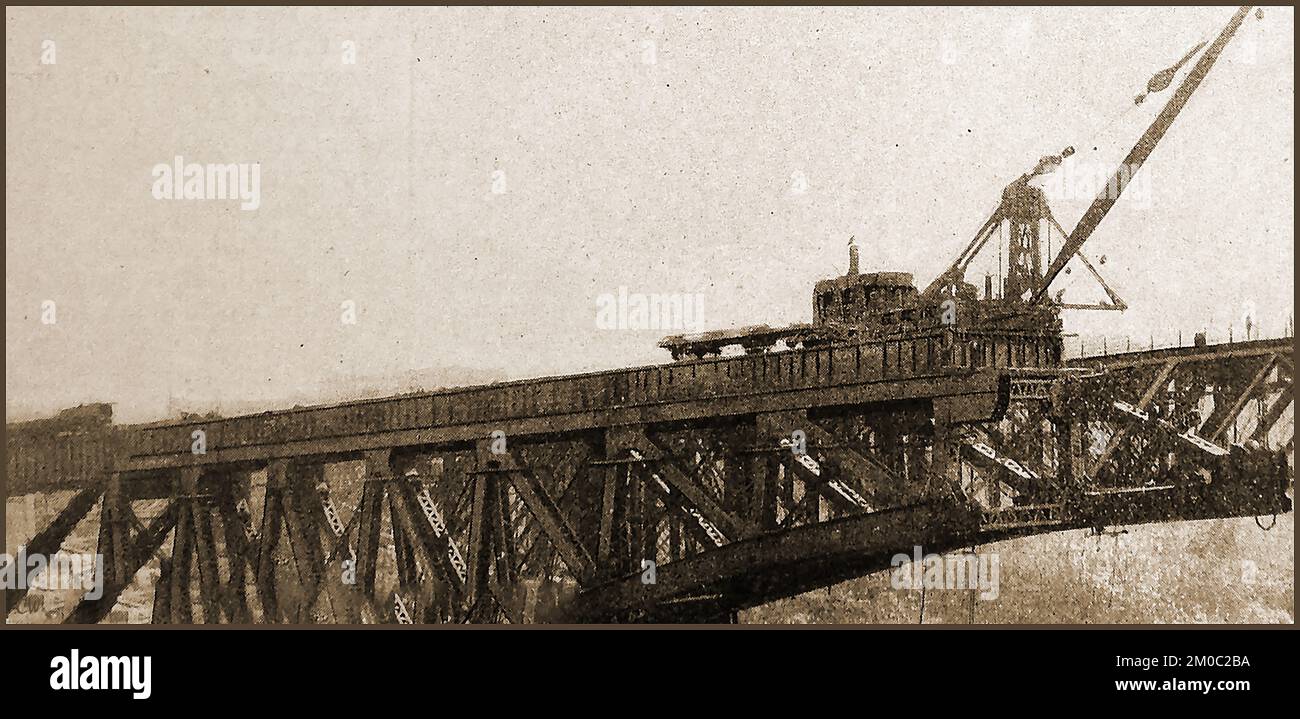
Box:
<box><xmin>5</xmin><ymin>331</ymin><xmax>1293</xmax><ymax>624</ymax></box>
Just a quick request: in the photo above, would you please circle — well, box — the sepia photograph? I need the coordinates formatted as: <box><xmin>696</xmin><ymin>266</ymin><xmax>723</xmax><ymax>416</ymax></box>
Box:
<box><xmin>4</xmin><ymin>2</ymin><xmax>1293</xmax><ymax>648</ymax></box>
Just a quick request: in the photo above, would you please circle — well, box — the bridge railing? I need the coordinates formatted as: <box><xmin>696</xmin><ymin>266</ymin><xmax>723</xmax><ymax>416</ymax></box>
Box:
<box><xmin>9</xmin><ymin>326</ymin><xmax>1069</xmax><ymax>481</ymax></box>
<box><xmin>1067</xmin><ymin>324</ymin><xmax>1294</xmax><ymax>361</ymax></box>
<box><xmin>126</xmin><ymin>328</ymin><xmax>1052</xmax><ymax>462</ymax></box>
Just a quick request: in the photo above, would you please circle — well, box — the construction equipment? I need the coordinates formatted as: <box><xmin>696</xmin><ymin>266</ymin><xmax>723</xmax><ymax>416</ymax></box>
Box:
<box><xmin>661</xmin><ymin>6</ymin><xmax>1255</xmax><ymax>361</ymax></box>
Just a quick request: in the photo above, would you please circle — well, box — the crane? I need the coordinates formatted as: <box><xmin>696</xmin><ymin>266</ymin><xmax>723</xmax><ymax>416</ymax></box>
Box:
<box><xmin>923</xmin><ymin>6</ymin><xmax>1255</xmax><ymax>312</ymax></box>
<box><xmin>1028</xmin><ymin>5</ymin><xmax>1254</xmax><ymax>306</ymax></box>
<box><xmin>659</xmin><ymin>6</ymin><xmax>1259</xmax><ymax>361</ymax></box>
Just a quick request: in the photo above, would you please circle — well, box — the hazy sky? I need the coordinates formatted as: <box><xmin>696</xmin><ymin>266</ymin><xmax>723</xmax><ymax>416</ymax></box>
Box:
<box><xmin>6</xmin><ymin>6</ymin><xmax>1294</xmax><ymax>423</ymax></box>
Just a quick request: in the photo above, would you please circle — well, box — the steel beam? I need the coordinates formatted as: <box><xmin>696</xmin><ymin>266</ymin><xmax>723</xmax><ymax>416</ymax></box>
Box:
<box><xmin>5</xmin><ymin>485</ymin><xmax>104</xmax><ymax>616</ymax></box>
<box><xmin>122</xmin><ymin>369</ymin><xmax>1018</xmax><ymax>472</ymax></box>
<box><xmin>1210</xmin><ymin>356</ymin><xmax>1278</xmax><ymax>441</ymax></box>
<box><xmin>168</xmin><ymin>470</ymin><xmax>199</xmax><ymax>624</ymax></box>
<box><xmin>66</xmin><ymin>504</ymin><xmax>176</xmax><ymax>624</ymax></box>
<box><xmin>279</xmin><ymin>468</ymin><xmax>326</xmax><ymax>622</ymax></box>
<box><xmin>215</xmin><ymin>484</ymin><xmax>255</xmax><ymax>623</ymax></box>
<box><xmin>353</xmin><ymin>450</ymin><xmax>390</xmax><ymax>600</ymax></box>
<box><xmin>191</xmin><ymin>494</ymin><xmax>223</xmax><ymax>623</ymax></box>
<box><xmin>1088</xmin><ymin>360</ymin><xmax>1176</xmax><ymax>476</ymax></box>
<box><xmin>254</xmin><ymin>465</ymin><xmax>286</xmax><ymax>623</ymax></box>
<box><xmin>560</xmin><ymin>497</ymin><xmax>982</xmax><ymax>622</ymax></box>
<box><xmin>486</xmin><ymin>445</ymin><xmax>595</xmax><ymax>583</ymax></box>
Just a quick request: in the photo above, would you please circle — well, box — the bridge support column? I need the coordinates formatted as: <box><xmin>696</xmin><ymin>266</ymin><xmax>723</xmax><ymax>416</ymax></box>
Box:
<box><xmin>1051</xmin><ymin>417</ymin><xmax>1079</xmax><ymax>496</ymax></box>
<box><xmin>189</xmin><ymin>471</ymin><xmax>225</xmax><ymax>623</ymax></box>
<box><xmin>214</xmin><ymin>474</ymin><xmax>256</xmax><ymax>623</ymax></box>
<box><xmin>353</xmin><ymin>449</ymin><xmax>390</xmax><ymax>607</ymax></box>
<box><xmin>166</xmin><ymin>468</ymin><xmax>199</xmax><ymax>623</ymax></box>
<box><xmin>340</xmin><ymin>449</ymin><xmax>477</xmax><ymax>624</ymax></box>
<box><xmin>721</xmin><ymin>423</ymin><xmax>751</xmax><ymax>520</ymax></box>
<box><xmin>604</xmin><ymin>425</ymin><xmax>753</xmax><ymax>552</ymax></box>
<box><xmin>151</xmin><ymin>556</ymin><xmax>172</xmax><ymax>624</ymax></box>
<box><xmin>597</xmin><ymin>433</ymin><xmax>633</xmax><ymax>579</ymax></box>
<box><xmin>156</xmin><ymin>467</ymin><xmax>228</xmax><ymax>624</ymax></box>
<box><xmin>477</xmin><ymin>443</ymin><xmax>593</xmax><ymax>589</ymax></box>
<box><xmin>750</xmin><ymin>450</ymin><xmax>779</xmax><ymax>530</ymax></box>
<box><xmin>281</xmin><ymin>464</ymin><xmax>328</xmax><ymax>622</ymax></box>
<box><xmin>930</xmin><ymin>400</ymin><xmax>961</xmax><ymax>499</ymax></box>
<box><xmin>69</xmin><ymin>478</ymin><xmax>176</xmax><ymax>624</ymax></box>
<box><xmin>464</xmin><ymin>467</ymin><xmax>493</xmax><ymax>614</ymax></box>
<box><xmin>388</xmin><ymin>491</ymin><xmax>422</xmax><ymax>607</ymax></box>
<box><xmin>95</xmin><ymin>475</ymin><xmax>131</xmax><ymax>595</ymax></box>
<box><xmin>255</xmin><ymin>463</ymin><xmax>287</xmax><ymax>622</ymax></box>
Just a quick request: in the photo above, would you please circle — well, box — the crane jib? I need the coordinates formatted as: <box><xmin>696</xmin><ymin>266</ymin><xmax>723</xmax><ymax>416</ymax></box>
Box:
<box><xmin>1029</xmin><ymin>5</ymin><xmax>1254</xmax><ymax>306</ymax></box>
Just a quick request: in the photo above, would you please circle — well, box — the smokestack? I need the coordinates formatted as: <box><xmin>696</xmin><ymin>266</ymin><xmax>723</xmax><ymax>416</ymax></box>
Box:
<box><xmin>984</xmin><ymin>273</ymin><xmax>993</xmax><ymax>299</ymax></box>
<box><xmin>848</xmin><ymin>236</ymin><xmax>859</xmax><ymax>275</ymax></box>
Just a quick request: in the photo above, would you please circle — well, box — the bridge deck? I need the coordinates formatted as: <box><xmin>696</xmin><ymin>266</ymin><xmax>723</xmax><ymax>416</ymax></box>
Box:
<box><xmin>113</xmin><ymin>327</ymin><xmax>1056</xmax><ymax>473</ymax></box>
<box><xmin>3</xmin><ymin>335</ymin><xmax>1292</xmax><ymax>623</ymax></box>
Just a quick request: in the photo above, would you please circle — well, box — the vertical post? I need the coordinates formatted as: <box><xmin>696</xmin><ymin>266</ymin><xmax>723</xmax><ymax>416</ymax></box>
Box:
<box><xmin>216</xmin><ymin>476</ymin><xmax>254</xmax><ymax>623</ymax></box>
<box><xmin>597</xmin><ymin>433</ymin><xmax>625</xmax><ymax>576</ymax></box>
<box><xmin>169</xmin><ymin>468</ymin><xmax>201</xmax><ymax>624</ymax></box>
<box><xmin>639</xmin><ymin>476</ymin><xmax>658</xmax><ymax>570</ymax></box>
<box><xmin>190</xmin><ymin>476</ymin><xmax>223</xmax><ymax>623</ymax></box>
<box><xmin>464</xmin><ymin>472</ymin><xmax>492</xmax><ymax>610</ymax></box>
<box><xmin>778</xmin><ymin>456</ymin><xmax>795</xmax><ymax>525</ymax></box>
<box><xmin>151</xmin><ymin>557</ymin><xmax>172</xmax><ymax>624</ymax></box>
<box><xmin>354</xmin><ymin>450</ymin><xmax>391</xmax><ymax>601</ymax></box>
<box><xmin>489</xmin><ymin>478</ymin><xmax>519</xmax><ymax>617</ymax></box>
<box><xmin>280</xmin><ymin>463</ymin><xmax>326</xmax><ymax>622</ymax></box>
<box><xmin>929</xmin><ymin>403</ymin><xmax>959</xmax><ymax>499</ymax></box>
<box><xmin>1054</xmin><ymin>418</ymin><xmax>1078</xmax><ymax>496</ymax></box>
<box><xmin>628</xmin><ymin>466</ymin><xmax>646</xmax><ymax>568</ymax></box>
<box><xmin>95</xmin><ymin>474</ymin><xmax>129</xmax><ymax>594</ymax></box>
<box><xmin>255</xmin><ymin>462</ymin><xmax>287</xmax><ymax>623</ymax></box>
<box><xmin>667</xmin><ymin>512</ymin><xmax>681</xmax><ymax>561</ymax></box>
<box><xmin>388</xmin><ymin>494</ymin><xmax>420</xmax><ymax>593</ymax></box>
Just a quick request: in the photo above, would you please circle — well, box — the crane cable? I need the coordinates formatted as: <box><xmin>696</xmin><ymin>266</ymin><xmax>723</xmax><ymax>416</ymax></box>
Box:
<box><xmin>1053</xmin><ymin>20</ymin><xmax>1221</xmax><ymax>193</ymax></box>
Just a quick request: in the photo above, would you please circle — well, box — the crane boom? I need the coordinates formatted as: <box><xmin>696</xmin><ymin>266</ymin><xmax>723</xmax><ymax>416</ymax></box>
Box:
<box><xmin>1029</xmin><ymin>5</ymin><xmax>1253</xmax><ymax>305</ymax></box>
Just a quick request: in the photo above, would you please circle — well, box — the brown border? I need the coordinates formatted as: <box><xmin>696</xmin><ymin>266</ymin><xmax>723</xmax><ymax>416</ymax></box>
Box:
<box><xmin>2</xmin><ymin>2</ymin><xmax>1295</xmax><ymax>630</ymax></box>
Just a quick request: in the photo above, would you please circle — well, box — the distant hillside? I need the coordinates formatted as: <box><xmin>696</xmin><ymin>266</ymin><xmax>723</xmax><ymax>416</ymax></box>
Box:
<box><xmin>6</xmin><ymin>364</ymin><xmax>508</xmax><ymax>426</ymax></box>
<box><xmin>210</xmin><ymin>364</ymin><xmax>509</xmax><ymax>417</ymax></box>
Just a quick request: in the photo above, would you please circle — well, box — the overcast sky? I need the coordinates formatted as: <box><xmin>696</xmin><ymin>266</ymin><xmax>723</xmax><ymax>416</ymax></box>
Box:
<box><xmin>6</xmin><ymin>6</ymin><xmax>1294</xmax><ymax>423</ymax></box>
